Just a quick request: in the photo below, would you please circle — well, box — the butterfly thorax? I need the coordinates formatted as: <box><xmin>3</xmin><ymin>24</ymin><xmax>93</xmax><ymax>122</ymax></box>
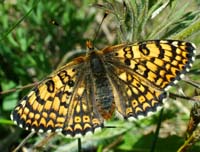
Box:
<box><xmin>89</xmin><ymin>51</ymin><xmax>115</xmax><ymax>119</ymax></box>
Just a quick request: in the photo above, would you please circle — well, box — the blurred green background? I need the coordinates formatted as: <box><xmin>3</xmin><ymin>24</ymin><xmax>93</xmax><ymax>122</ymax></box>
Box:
<box><xmin>0</xmin><ymin>0</ymin><xmax>200</xmax><ymax>152</ymax></box>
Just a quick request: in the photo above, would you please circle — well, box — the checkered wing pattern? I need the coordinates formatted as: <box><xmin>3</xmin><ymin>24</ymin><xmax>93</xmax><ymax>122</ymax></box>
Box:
<box><xmin>11</xmin><ymin>40</ymin><xmax>196</xmax><ymax>137</ymax></box>
<box><xmin>102</xmin><ymin>40</ymin><xmax>196</xmax><ymax>120</ymax></box>
<box><xmin>11</xmin><ymin>57</ymin><xmax>103</xmax><ymax>137</ymax></box>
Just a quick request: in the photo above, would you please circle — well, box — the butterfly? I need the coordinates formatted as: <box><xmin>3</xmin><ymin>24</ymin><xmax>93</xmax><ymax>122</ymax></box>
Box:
<box><xmin>11</xmin><ymin>40</ymin><xmax>196</xmax><ymax>137</ymax></box>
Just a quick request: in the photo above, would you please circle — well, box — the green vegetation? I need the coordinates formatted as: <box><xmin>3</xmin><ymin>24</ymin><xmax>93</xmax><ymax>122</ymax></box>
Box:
<box><xmin>0</xmin><ymin>0</ymin><xmax>200</xmax><ymax>151</ymax></box>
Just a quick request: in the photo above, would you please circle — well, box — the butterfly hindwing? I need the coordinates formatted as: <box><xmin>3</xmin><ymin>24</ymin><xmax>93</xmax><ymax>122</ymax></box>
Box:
<box><xmin>104</xmin><ymin>60</ymin><xmax>166</xmax><ymax>120</ymax></box>
<box><xmin>61</xmin><ymin>74</ymin><xmax>104</xmax><ymax>137</ymax></box>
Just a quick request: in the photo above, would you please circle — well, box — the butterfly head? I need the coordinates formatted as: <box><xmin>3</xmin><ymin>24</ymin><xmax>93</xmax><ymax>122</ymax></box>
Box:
<box><xmin>86</xmin><ymin>40</ymin><xmax>95</xmax><ymax>52</ymax></box>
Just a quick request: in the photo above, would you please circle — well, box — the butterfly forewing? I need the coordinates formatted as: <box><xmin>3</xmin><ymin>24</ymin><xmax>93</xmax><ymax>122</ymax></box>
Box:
<box><xmin>11</xmin><ymin>40</ymin><xmax>196</xmax><ymax>137</ymax></box>
<box><xmin>103</xmin><ymin>40</ymin><xmax>195</xmax><ymax>90</ymax></box>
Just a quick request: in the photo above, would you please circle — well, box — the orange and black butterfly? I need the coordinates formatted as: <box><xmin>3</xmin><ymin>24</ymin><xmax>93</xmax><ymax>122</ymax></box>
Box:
<box><xmin>11</xmin><ymin>40</ymin><xmax>196</xmax><ymax>137</ymax></box>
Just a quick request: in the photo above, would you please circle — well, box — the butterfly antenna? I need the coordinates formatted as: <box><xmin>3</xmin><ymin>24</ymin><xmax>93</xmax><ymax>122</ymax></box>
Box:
<box><xmin>92</xmin><ymin>10</ymin><xmax>109</xmax><ymax>45</ymax></box>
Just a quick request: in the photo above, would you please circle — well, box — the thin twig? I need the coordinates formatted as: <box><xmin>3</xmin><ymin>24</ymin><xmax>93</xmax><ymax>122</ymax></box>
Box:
<box><xmin>0</xmin><ymin>82</ymin><xmax>38</xmax><ymax>95</ymax></box>
<box><xmin>12</xmin><ymin>132</ymin><xmax>35</xmax><ymax>152</ymax></box>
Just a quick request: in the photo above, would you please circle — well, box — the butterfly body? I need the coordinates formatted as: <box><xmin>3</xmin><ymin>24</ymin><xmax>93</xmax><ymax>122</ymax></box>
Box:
<box><xmin>90</xmin><ymin>51</ymin><xmax>115</xmax><ymax>119</ymax></box>
<box><xmin>11</xmin><ymin>40</ymin><xmax>196</xmax><ymax>137</ymax></box>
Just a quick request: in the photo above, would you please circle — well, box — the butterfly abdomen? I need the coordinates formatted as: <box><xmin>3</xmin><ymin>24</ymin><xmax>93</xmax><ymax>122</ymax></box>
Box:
<box><xmin>90</xmin><ymin>51</ymin><xmax>115</xmax><ymax>119</ymax></box>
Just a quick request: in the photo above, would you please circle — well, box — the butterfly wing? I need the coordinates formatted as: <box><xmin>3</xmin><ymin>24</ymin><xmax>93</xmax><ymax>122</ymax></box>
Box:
<box><xmin>11</xmin><ymin>56</ymin><xmax>103</xmax><ymax>137</ymax></box>
<box><xmin>61</xmin><ymin>71</ymin><xmax>104</xmax><ymax>137</ymax></box>
<box><xmin>102</xmin><ymin>40</ymin><xmax>196</xmax><ymax>119</ymax></box>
